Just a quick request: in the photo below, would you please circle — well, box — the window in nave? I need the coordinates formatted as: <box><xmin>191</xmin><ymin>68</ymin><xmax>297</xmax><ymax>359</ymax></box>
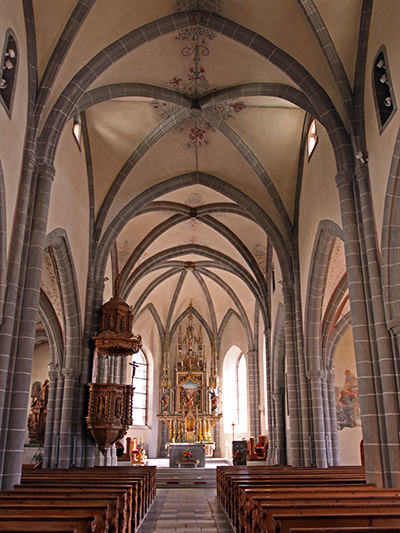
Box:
<box><xmin>373</xmin><ymin>47</ymin><xmax>397</xmax><ymax>132</ymax></box>
<box><xmin>0</xmin><ymin>30</ymin><xmax>18</xmax><ymax>116</ymax></box>
<box><xmin>131</xmin><ymin>349</ymin><xmax>148</xmax><ymax>426</ymax></box>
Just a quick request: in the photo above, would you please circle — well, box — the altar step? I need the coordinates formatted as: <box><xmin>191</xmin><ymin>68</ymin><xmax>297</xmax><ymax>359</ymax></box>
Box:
<box><xmin>156</xmin><ymin>467</ymin><xmax>216</xmax><ymax>488</ymax></box>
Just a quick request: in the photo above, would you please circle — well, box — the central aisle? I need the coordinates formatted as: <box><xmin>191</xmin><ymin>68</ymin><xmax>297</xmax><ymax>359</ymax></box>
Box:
<box><xmin>137</xmin><ymin>487</ymin><xmax>233</xmax><ymax>532</ymax></box>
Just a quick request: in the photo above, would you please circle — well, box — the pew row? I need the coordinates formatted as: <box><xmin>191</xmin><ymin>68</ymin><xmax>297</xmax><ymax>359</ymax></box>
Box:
<box><xmin>0</xmin><ymin>465</ymin><xmax>156</xmax><ymax>532</ymax></box>
<box><xmin>216</xmin><ymin>464</ymin><xmax>400</xmax><ymax>532</ymax></box>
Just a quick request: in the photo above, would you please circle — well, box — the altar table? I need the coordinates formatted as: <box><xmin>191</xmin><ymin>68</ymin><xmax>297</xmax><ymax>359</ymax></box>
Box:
<box><xmin>169</xmin><ymin>443</ymin><xmax>205</xmax><ymax>467</ymax></box>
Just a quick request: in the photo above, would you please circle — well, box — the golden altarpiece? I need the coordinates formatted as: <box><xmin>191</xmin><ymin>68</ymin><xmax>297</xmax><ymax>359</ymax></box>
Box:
<box><xmin>158</xmin><ymin>305</ymin><xmax>221</xmax><ymax>456</ymax></box>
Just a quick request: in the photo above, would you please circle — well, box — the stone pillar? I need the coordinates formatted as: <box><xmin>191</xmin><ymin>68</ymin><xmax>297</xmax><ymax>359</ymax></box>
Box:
<box><xmin>120</xmin><ymin>355</ymin><xmax>128</xmax><ymax>385</ymax></box>
<box><xmin>42</xmin><ymin>366</ymin><xmax>58</xmax><ymax>468</ymax></box>
<box><xmin>336</xmin><ymin>170</ymin><xmax>383</xmax><ymax>486</ymax></box>
<box><xmin>247</xmin><ymin>349</ymin><xmax>260</xmax><ymax>438</ymax></box>
<box><xmin>58</xmin><ymin>367</ymin><xmax>79</xmax><ymax>468</ymax></box>
<box><xmin>355</xmin><ymin>164</ymin><xmax>400</xmax><ymax>487</ymax></box>
<box><xmin>282</xmin><ymin>283</ymin><xmax>301</xmax><ymax>466</ymax></box>
<box><xmin>1</xmin><ymin>160</ymin><xmax>55</xmax><ymax>489</ymax></box>
<box><xmin>272</xmin><ymin>390</ymin><xmax>286</xmax><ymax>465</ymax></box>
<box><xmin>213</xmin><ymin>421</ymin><xmax>221</xmax><ymax>457</ymax></box>
<box><xmin>307</xmin><ymin>370</ymin><xmax>328</xmax><ymax>468</ymax></box>
<box><xmin>326</xmin><ymin>370</ymin><xmax>339</xmax><ymax>465</ymax></box>
<box><xmin>159</xmin><ymin>422</ymin><xmax>168</xmax><ymax>457</ymax></box>
<box><xmin>51</xmin><ymin>372</ymin><xmax>64</xmax><ymax>467</ymax></box>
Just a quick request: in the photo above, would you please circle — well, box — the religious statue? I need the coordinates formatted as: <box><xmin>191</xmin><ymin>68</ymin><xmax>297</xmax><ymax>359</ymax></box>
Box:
<box><xmin>209</xmin><ymin>389</ymin><xmax>219</xmax><ymax>414</ymax></box>
<box><xmin>27</xmin><ymin>379</ymin><xmax>49</xmax><ymax>444</ymax></box>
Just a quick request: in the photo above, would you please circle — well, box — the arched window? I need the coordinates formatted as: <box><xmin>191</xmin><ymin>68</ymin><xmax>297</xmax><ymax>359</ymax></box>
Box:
<box><xmin>307</xmin><ymin>119</ymin><xmax>318</xmax><ymax>159</ymax></box>
<box><xmin>373</xmin><ymin>46</ymin><xmax>396</xmax><ymax>132</ymax></box>
<box><xmin>131</xmin><ymin>349</ymin><xmax>148</xmax><ymax>426</ymax></box>
<box><xmin>0</xmin><ymin>29</ymin><xmax>18</xmax><ymax>116</ymax></box>
<box><xmin>236</xmin><ymin>353</ymin><xmax>248</xmax><ymax>431</ymax></box>
<box><xmin>223</xmin><ymin>346</ymin><xmax>248</xmax><ymax>434</ymax></box>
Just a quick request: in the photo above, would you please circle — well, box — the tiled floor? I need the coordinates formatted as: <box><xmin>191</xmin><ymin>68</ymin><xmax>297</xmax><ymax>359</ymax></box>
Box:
<box><xmin>138</xmin><ymin>488</ymin><xmax>233</xmax><ymax>532</ymax></box>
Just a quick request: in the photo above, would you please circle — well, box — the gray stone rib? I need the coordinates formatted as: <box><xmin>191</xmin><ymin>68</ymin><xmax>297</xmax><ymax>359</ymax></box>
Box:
<box><xmin>35</xmin><ymin>0</ymin><xmax>96</xmax><ymax>127</ymax></box>
<box><xmin>132</xmin><ymin>267</ymin><xmax>183</xmax><ymax>317</ymax></box>
<box><xmin>193</xmin><ymin>271</ymin><xmax>217</xmax><ymax>335</ymax></box>
<box><xmin>166</xmin><ymin>270</ymin><xmax>187</xmax><ymax>333</ymax></box>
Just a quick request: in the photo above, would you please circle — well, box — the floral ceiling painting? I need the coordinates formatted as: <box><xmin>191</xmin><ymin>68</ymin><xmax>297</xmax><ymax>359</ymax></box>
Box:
<box><xmin>152</xmin><ymin>0</ymin><xmax>246</xmax><ymax>148</ymax></box>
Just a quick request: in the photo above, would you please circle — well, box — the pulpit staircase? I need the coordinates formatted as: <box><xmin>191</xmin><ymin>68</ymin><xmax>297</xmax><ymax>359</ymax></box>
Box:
<box><xmin>156</xmin><ymin>467</ymin><xmax>216</xmax><ymax>488</ymax></box>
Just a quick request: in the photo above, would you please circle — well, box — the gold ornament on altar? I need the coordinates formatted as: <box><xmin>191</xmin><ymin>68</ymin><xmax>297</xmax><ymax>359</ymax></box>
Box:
<box><xmin>158</xmin><ymin>303</ymin><xmax>222</xmax><ymax>451</ymax></box>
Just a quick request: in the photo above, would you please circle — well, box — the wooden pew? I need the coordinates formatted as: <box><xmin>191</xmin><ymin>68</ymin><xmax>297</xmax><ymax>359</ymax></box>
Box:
<box><xmin>239</xmin><ymin>487</ymin><xmax>400</xmax><ymax>532</ymax></box>
<box><xmin>256</xmin><ymin>501</ymin><xmax>400</xmax><ymax>532</ymax></box>
<box><xmin>16</xmin><ymin>480</ymin><xmax>134</xmax><ymax>532</ymax></box>
<box><xmin>220</xmin><ymin>470</ymin><xmax>367</xmax><ymax>526</ymax></box>
<box><xmin>0</xmin><ymin>505</ymin><xmax>110</xmax><ymax>531</ymax></box>
<box><xmin>273</xmin><ymin>510</ymin><xmax>400</xmax><ymax>533</ymax></box>
<box><xmin>2</xmin><ymin>487</ymin><xmax>126</xmax><ymax>531</ymax></box>
<box><xmin>0</xmin><ymin>515</ymin><xmax>97</xmax><ymax>532</ymax></box>
<box><xmin>290</xmin><ymin>526</ymin><xmax>400</xmax><ymax>533</ymax></box>
<box><xmin>217</xmin><ymin>465</ymin><xmax>366</xmax><ymax>517</ymax></box>
<box><xmin>21</xmin><ymin>465</ymin><xmax>156</xmax><ymax>525</ymax></box>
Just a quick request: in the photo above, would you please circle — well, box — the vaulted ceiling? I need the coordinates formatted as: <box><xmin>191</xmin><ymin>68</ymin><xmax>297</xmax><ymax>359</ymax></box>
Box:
<box><xmin>36</xmin><ymin>0</ymin><xmax>362</xmax><ymax>344</ymax></box>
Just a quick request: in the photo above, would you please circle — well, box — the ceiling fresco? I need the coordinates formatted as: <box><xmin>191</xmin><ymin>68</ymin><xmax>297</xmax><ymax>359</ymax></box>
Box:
<box><xmin>32</xmin><ymin>0</ymin><xmax>360</xmax><ymax>350</ymax></box>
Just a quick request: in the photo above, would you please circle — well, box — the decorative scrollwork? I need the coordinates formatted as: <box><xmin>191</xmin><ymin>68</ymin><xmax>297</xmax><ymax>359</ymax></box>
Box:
<box><xmin>176</xmin><ymin>0</ymin><xmax>222</xmax><ymax>13</ymax></box>
<box><xmin>176</xmin><ymin>27</ymin><xmax>217</xmax><ymax>58</ymax></box>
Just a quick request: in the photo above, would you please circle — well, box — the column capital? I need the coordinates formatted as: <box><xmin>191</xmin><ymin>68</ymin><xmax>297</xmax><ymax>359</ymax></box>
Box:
<box><xmin>335</xmin><ymin>169</ymin><xmax>353</xmax><ymax>189</ymax></box>
<box><xmin>281</xmin><ymin>280</ymin><xmax>294</xmax><ymax>296</ymax></box>
<box><xmin>48</xmin><ymin>364</ymin><xmax>60</xmax><ymax>382</ymax></box>
<box><xmin>388</xmin><ymin>316</ymin><xmax>400</xmax><ymax>336</ymax></box>
<box><xmin>306</xmin><ymin>369</ymin><xmax>327</xmax><ymax>381</ymax></box>
<box><xmin>36</xmin><ymin>159</ymin><xmax>56</xmax><ymax>181</ymax></box>
<box><xmin>62</xmin><ymin>367</ymin><xmax>80</xmax><ymax>380</ymax></box>
<box><xmin>23</xmin><ymin>153</ymin><xmax>36</xmax><ymax>174</ymax></box>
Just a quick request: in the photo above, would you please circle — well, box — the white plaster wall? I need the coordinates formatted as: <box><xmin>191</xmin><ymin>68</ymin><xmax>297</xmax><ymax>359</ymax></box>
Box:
<box><xmin>298</xmin><ymin>123</ymin><xmax>342</xmax><ymax>316</ymax></box>
<box><xmin>48</xmin><ymin>118</ymin><xmax>90</xmax><ymax>321</ymax></box>
<box><xmin>365</xmin><ymin>1</ymin><xmax>400</xmax><ymax>246</ymax></box>
<box><xmin>0</xmin><ymin>1</ymin><xmax>28</xmax><ymax>249</ymax></box>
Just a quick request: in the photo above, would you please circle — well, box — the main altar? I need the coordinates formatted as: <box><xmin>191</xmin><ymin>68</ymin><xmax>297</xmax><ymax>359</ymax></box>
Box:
<box><xmin>158</xmin><ymin>304</ymin><xmax>222</xmax><ymax>457</ymax></box>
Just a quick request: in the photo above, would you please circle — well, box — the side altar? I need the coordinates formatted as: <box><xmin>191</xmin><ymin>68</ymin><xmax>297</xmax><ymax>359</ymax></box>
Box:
<box><xmin>158</xmin><ymin>304</ymin><xmax>222</xmax><ymax>457</ymax></box>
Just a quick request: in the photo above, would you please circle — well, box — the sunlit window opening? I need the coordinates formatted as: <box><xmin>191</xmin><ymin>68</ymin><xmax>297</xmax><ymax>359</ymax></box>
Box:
<box><xmin>72</xmin><ymin>115</ymin><xmax>82</xmax><ymax>150</ymax></box>
<box><xmin>236</xmin><ymin>353</ymin><xmax>248</xmax><ymax>431</ymax></box>
<box><xmin>307</xmin><ymin>119</ymin><xmax>318</xmax><ymax>159</ymax></box>
<box><xmin>131</xmin><ymin>349</ymin><xmax>148</xmax><ymax>426</ymax></box>
<box><xmin>223</xmin><ymin>346</ymin><xmax>248</xmax><ymax>434</ymax></box>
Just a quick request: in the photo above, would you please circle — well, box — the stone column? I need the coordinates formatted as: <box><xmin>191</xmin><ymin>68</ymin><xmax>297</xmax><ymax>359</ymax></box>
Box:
<box><xmin>326</xmin><ymin>370</ymin><xmax>340</xmax><ymax>465</ymax></box>
<box><xmin>1</xmin><ymin>160</ymin><xmax>55</xmax><ymax>489</ymax></box>
<box><xmin>120</xmin><ymin>355</ymin><xmax>128</xmax><ymax>385</ymax></box>
<box><xmin>247</xmin><ymin>349</ymin><xmax>260</xmax><ymax>438</ymax></box>
<box><xmin>213</xmin><ymin>421</ymin><xmax>221</xmax><ymax>457</ymax></box>
<box><xmin>321</xmin><ymin>371</ymin><xmax>333</xmax><ymax>466</ymax></box>
<box><xmin>58</xmin><ymin>367</ymin><xmax>79</xmax><ymax>468</ymax></box>
<box><xmin>272</xmin><ymin>390</ymin><xmax>286</xmax><ymax>465</ymax></box>
<box><xmin>355</xmin><ymin>164</ymin><xmax>400</xmax><ymax>487</ymax></box>
<box><xmin>159</xmin><ymin>423</ymin><xmax>168</xmax><ymax>458</ymax></box>
<box><xmin>42</xmin><ymin>366</ymin><xmax>58</xmax><ymax>468</ymax></box>
<box><xmin>336</xmin><ymin>170</ymin><xmax>383</xmax><ymax>486</ymax></box>
<box><xmin>50</xmin><ymin>372</ymin><xmax>64</xmax><ymax>467</ymax></box>
<box><xmin>307</xmin><ymin>370</ymin><xmax>327</xmax><ymax>468</ymax></box>
<box><xmin>282</xmin><ymin>283</ymin><xmax>301</xmax><ymax>466</ymax></box>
